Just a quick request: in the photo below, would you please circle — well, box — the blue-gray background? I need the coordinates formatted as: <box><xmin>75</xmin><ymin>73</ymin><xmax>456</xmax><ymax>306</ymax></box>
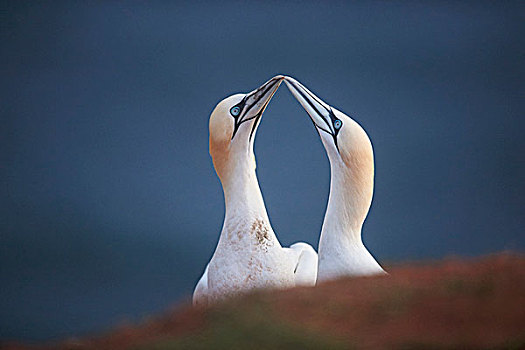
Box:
<box><xmin>2</xmin><ymin>0</ymin><xmax>524</xmax><ymax>341</ymax></box>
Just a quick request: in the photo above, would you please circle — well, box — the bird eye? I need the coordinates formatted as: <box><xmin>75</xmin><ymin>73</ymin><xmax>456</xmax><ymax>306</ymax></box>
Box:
<box><xmin>230</xmin><ymin>106</ymin><xmax>241</xmax><ymax>117</ymax></box>
<box><xmin>334</xmin><ymin>119</ymin><xmax>342</xmax><ymax>129</ymax></box>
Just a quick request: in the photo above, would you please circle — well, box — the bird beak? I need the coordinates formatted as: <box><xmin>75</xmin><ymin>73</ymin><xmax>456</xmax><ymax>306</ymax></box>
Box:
<box><xmin>283</xmin><ymin>76</ymin><xmax>335</xmax><ymax>136</ymax></box>
<box><xmin>231</xmin><ymin>75</ymin><xmax>284</xmax><ymax>140</ymax></box>
<box><xmin>246</xmin><ymin>75</ymin><xmax>284</xmax><ymax>112</ymax></box>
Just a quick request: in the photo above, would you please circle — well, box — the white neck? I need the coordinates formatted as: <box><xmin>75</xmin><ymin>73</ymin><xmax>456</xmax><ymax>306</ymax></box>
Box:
<box><xmin>218</xmin><ymin>149</ymin><xmax>281</xmax><ymax>249</ymax></box>
<box><xmin>224</xmin><ymin>157</ymin><xmax>268</xmax><ymax>221</ymax></box>
<box><xmin>317</xmin><ymin>159</ymin><xmax>383</xmax><ymax>280</ymax></box>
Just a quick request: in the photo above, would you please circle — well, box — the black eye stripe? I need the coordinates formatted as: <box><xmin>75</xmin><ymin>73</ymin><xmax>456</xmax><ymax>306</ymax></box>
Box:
<box><xmin>287</xmin><ymin>79</ymin><xmax>343</xmax><ymax>154</ymax></box>
<box><xmin>288</xmin><ymin>80</ymin><xmax>344</xmax><ymax>136</ymax></box>
<box><xmin>230</xmin><ymin>78</ymin><xmax>280</xmax><ymax>140</ymax></box>
<box><xmin>288</xmin><ymin>80</ymin><xmax>331</xmax><ymax>130</ymax></box>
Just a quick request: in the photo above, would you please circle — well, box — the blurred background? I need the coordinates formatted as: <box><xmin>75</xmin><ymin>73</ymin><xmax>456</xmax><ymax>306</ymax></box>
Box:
<box><xmin>1</xmin><ymin>0</ymin><xmax>524</xmax><ymax>342</ymax></box>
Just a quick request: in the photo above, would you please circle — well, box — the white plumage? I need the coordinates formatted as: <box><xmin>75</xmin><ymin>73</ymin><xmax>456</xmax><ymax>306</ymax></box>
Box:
<box><xmin>284</xmin><ymin>76</ymin><xmax>385</xmax><ymax>281</ymax></box>
<box><xmin>193</xmin><ymin>76</ymin><xmax>317</xmax><ymax>306</ymax></box>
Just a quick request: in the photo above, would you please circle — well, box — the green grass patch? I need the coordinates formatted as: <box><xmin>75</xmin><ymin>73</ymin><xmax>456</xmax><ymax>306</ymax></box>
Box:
<box><xmin>135</xmin><ymin>297</ymin><xmax>349</xmax><ymax>350</ymax></box>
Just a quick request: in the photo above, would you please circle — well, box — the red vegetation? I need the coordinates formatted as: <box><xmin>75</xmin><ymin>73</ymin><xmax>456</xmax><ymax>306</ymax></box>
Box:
<box><xmin>3</xmin><ymin>253</ymin><xmax>524</xmax><ymax>349</ymax></box>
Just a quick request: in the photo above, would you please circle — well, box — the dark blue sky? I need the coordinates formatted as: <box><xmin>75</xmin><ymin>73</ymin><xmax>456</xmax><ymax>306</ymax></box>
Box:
<box><xmin>2</xmin><ymin>0</ymin><xmax>524</xmax><ymax>341</ymax></box>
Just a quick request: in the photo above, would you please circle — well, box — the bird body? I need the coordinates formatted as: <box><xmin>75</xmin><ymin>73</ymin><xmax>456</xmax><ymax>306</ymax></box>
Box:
<box><xmin>206</xmin><ymin>171</ymin><xmax>297</xmax><ymax>303</ymax></box>
<box><xmin>284</xmin><ymin>77</ymin><xmax>385</xmax><ymax>282</ymax></box>
<box><xmin>193</xmin><ymin>76</ymin><xmax>317</xmax><ymax>306</ymax></box>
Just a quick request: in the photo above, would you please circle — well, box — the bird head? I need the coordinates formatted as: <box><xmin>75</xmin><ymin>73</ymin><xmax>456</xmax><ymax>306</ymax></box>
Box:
<box><xmin>209</xmin><ymin>75</ymin><xmax>284</xmax><ymax>181</ymax></box>
<box><xmin>284</xmin><ymin>76</ymin><xmax>373</xmax><ymax>169</ymax></box>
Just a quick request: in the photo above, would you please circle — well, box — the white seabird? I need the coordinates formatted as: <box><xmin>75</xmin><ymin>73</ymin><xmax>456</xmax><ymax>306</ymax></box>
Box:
<box><xmin>284</xmin><ymin>76</ymin><xmax>385</xmax><ymax>282</ymax></box>
<box><xmin>193</xmin><ymin>76</ymin><xmax>317</xmax><ymax>306</ymax></box>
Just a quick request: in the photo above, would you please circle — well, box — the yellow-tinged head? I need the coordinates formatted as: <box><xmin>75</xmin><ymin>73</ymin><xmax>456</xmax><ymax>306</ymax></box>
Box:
<box><xmin>209</xmin><ymin>75</ymin><xmax>284</xmax><ymax>183</ymax></box>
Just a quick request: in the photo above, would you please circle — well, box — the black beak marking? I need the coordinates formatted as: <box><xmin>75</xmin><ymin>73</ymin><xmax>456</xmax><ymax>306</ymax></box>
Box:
<box><xmin>286</xmin><ymin>79</ymin><xmax>341</xmax><ymax>153</ymax></box>
<box><xmin>231</xmin><ymin>78</ymin><xmax>280</xmax><ymax>140</ymax></box>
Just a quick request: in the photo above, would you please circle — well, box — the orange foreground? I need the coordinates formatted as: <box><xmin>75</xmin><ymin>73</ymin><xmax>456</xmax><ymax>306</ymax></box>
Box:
<box><xmin>3</xmin><ymin>253</ymin><xmax>524</xmax><ymax>349</ymax></box>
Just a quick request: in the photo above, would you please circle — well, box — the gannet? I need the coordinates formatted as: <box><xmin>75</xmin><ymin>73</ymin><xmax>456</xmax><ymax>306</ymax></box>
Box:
<box><xmin>284</xmin><ymin>76</ymin><xmax>385</xmax><ymax>282</ymax></box>
<box><xmin>193</xmin><ymin>76</ymin><xmax>317</xmax><ymax>306</ymax></box>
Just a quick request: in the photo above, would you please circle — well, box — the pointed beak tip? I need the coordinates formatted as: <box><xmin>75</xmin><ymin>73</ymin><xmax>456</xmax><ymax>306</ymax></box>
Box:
<box><xmin>283</xmin><ymin>77</ymin><xmax>302</xmax><ymax>91</ymax></box>
<box><xmin>272</xmin><ymin>75</ymin><xmax>285</xmax><ymax>88</ymax></box>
